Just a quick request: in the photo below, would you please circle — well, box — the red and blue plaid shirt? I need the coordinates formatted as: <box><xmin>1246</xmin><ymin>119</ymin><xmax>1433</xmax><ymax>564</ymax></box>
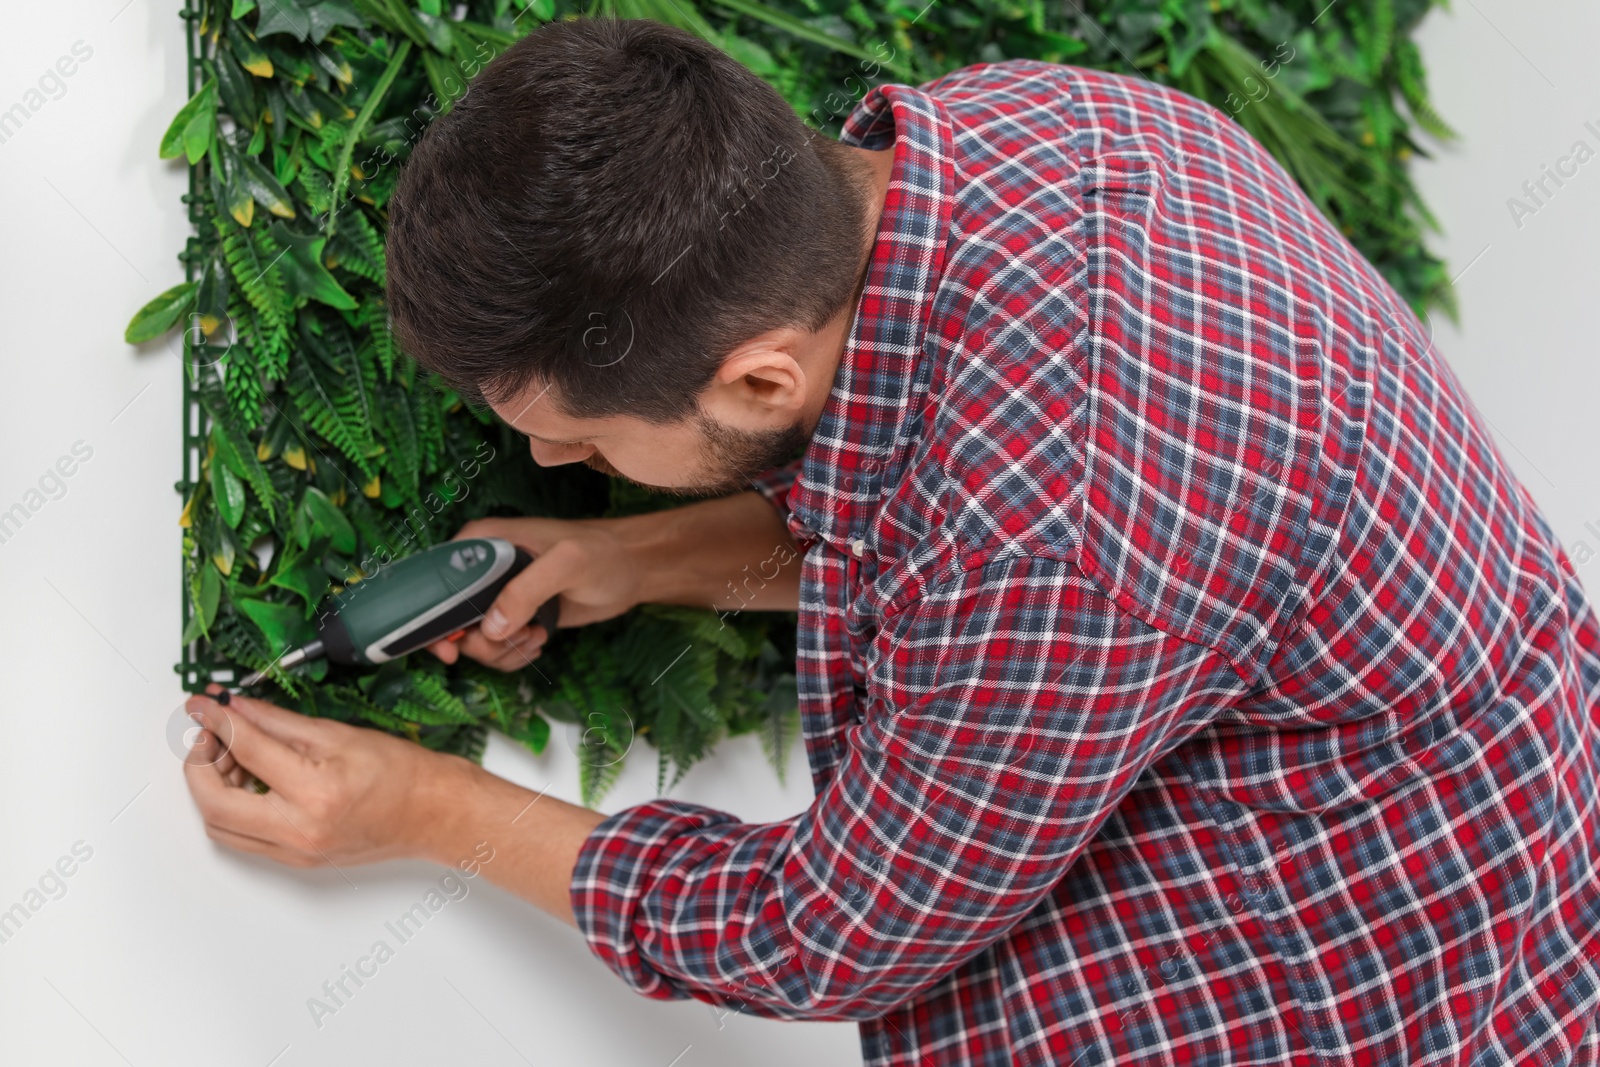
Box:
<box><xmin>571</xmin><ymin>60</ymin><xmax>1600</xmax><ymax>1065</ymax></box>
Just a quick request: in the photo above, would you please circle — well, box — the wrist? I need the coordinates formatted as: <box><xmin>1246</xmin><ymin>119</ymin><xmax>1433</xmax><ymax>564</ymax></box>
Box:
<box><xmin>606</xmin><ymin>507</ymin><xmax>689</xmax><ymax>605</ymax></box>
<box><xmin>410</xmin><ymin>751</ymin><xmax>496</xmax><ymax>867</ymax></box>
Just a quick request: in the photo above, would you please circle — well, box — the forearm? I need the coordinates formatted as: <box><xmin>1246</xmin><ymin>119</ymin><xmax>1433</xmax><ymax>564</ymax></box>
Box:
<box><xmin>608</xmin><ymin>489</ymin><xmax>802</xmax><ymax>614</ymax></box>
<box><xmin>421</xmin><ymin>757</ymin><xmax>605</xmax><ymax>927</ymax></box>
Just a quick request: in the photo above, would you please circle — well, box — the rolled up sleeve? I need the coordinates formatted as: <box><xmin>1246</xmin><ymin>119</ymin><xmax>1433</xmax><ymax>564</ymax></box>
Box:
<box><xmin>570</xmin><ymin>553</ymin><xmax>1249</xmax><ymax>1020</ymax></box>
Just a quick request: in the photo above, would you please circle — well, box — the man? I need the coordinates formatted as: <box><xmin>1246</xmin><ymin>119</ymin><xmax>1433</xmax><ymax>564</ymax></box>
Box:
<box><xmin>184</xmin><ymin>17</ymin><xmax>1600</xmax><ymax>1065</ymax></box>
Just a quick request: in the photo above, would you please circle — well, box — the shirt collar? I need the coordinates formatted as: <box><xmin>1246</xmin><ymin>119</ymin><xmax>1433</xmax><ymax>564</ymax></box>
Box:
<box><xmin>785</xmin><ymin>84</ymin><xmax>956</xmax><ymax>551</ymax></box>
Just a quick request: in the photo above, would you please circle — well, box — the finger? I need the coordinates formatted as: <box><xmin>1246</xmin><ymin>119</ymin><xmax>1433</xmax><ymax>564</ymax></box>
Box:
<box><xmin>188</xmin><ymin>695</ymin><xmax>308</xmax><ymax>790</ymax></box>
<box><xmin>202</xmin><ymin>821</ymin><xmax>320</xmax><ymax>867</ymax></box>
<box><xmin>183</xmin><ymin>732</ymin><xmax>286</xmax><ymax>841</ymax></box>
<box><xmin>455</xmin><ymin>624</ymin><xmax>545</xmax><ymax>671</ymax></box>
<box><xmin>452</xmin><ymin>624</ymin><xmax>534</xmax><ymax>666</ymax></box>
<box><xmin>204</xmin><ymin>685</ymin><xmax>335</xmax><ymax>753</ymax></box>
<box><xmin>485</xmin><ymin>637</ymin><xmax>545</xmax><ymax>673</ymax></box>
<box><xmin>479</xmin><ymin>541</ymin><xmax>571</xmax><ymax>641</ymax></box>
<box><xmin>425</xmin><ymin>638</ymin><xmax>460</xmax><ymax>664</ymax></box>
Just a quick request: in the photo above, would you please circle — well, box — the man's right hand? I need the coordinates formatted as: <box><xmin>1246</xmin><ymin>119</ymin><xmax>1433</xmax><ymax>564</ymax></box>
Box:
<box><xmin>424</xmin><ymin>516</ymin><xmax>647</xmax><ymax>671</ymax></box>
<box><xmin>424</xmin><ymin>491</ymin><xmax>804</xmax><ymax>672</ymax></box>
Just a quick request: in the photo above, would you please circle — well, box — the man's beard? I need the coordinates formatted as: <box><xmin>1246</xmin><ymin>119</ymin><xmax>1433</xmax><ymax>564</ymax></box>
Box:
<box><xmin>583</xmin><ymin>412</ymin><xmax>810</xmax><ymax>498</ymax></box>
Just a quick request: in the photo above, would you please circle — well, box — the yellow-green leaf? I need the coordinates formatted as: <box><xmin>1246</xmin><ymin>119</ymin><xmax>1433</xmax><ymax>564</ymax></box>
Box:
<box><xmin>212</xmin><ymin>538</ymin><xmax>236</xmax><ymax>577</ymax></box>
<box><xmin>124</xmin><ymin>281</ymin><xmax>197</xmax><ymax>344</ymax></box>
<box><xmin>232</xmin><ymin>149</ymin><xmax>296</xmax><ymax>219</ymax></box>
<box><xmin>195</xmin><ymin>254</ymin><xmax>230</xmax><ymax>337</ymax></box>
<box><xmin>182</xmin><ymin>107</ymin><xmax>213</xmax><ymax>166</ymax></box>
<box><xmin>159</xmin><ymin>79</ymin><xmax>216</xmax><ymax>160</ymax></box>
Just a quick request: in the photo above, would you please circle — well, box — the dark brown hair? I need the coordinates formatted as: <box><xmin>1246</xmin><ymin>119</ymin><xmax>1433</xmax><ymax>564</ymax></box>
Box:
<box><xmin>385</xmin><ymin>16</ymin><xmax>873</xmax><ymax>423</ymax></box>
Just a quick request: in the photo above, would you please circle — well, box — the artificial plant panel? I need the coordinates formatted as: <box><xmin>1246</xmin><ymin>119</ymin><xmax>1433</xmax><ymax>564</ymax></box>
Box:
<box><xmin>130</xmin><ymin>0</ymin><xmax>1455</xmax><ymax>804</ymax></box>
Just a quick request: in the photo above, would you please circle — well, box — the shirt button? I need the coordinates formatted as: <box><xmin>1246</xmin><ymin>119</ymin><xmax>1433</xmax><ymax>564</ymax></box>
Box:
<box><xmin>851</xmin><ymin>539</ymin><xmax>866</xmax><ymax>557</ymax></box>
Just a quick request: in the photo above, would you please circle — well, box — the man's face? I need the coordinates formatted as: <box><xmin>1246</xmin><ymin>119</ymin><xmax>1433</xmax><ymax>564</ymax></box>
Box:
<box><xmin>490</xmin><ymin>387</ymin><xmax>810</xmax><ymax>498</ymax></box>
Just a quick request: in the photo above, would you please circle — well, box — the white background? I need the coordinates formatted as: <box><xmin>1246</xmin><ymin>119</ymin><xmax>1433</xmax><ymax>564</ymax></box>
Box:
<box><xmin>0</xmin><ymin>3</ymin><xmax>1595</xmax><ymax>1064</ymax></box>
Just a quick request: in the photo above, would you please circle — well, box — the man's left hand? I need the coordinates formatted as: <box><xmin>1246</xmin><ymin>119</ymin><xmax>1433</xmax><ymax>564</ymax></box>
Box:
<box><xmin>182</xmin><ymin>684</ymin><xmax>468</xmax><ymax>870</ymax></box>
<box><xmin>180</xmin><ymin>684</ymin><xmax>606</xmax><ymax>926</ymax></box>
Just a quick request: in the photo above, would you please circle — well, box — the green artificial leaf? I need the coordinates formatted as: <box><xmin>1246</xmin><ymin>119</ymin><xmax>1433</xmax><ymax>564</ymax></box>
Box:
<box><xmin>211</xmin><ymin>460</ymin><xmax>247</xmax><ymax>528</ymax></box>
<box><xmin>255</xmin><ymin>0</ymin><xmax>313</xmax><ymax>39</ymax></box>
<box><xmin>421</xmin><ymin>49</ymin><xmax>465</xmax><ymax>110</ymax></box>
<box><xmin>393</xmin><ymin>672</ymin><xmax>476</xmax><ymax>726</ymax></box>
<box><xmin>312</xmin><ymin>46</ymin><xmax>354</xmax><ymax>86</ymax></box>
<box><xmin>235</xmin><ymin>596</ymin><xmax>316</xmax><ymax>655</ymax></box>
<box><xmin>708</xmin><ymin>0</ymin><xmax>915</xmax><ymax>78</ymax></box>
<box><xmin>212</xmin><ymin>50</ymin><xmax>259</xmax><ymax>129</ymax></box>
<box><xmin>194</xmin><ymin>253</ymin><xmax>231</xmax><ymax>337</ymax></box>
<box><xmin>228</xmin><ymin>22</ymin><xmax>274</xmax><ymax>77</ymax></box>
<box><xmin>211</xmin><ymin>140</ymin><xmax>255</xmax><ymax>227</ymax></box>
<box><xmin>1165</xmin><ymin>7</ymin><xmax>1212</xmax><ymax>79</ymax></box>
<box><xmin>290</xmin><ymin>493</ymin><xmax>312</xmax><ymax>549</ymax></box>
<box><xmin>301</xmin><ymin>486</ymin><xmax>356</xmax><ymax>553</ymax></box>
<box><xmin>183</xmin><ymin>107</ymin><xmax>214</xmax><ymax>165</ymax></box>
<box><xmin>416</xmin><ymin>0</ymin><xmax>442</xmax><ymax>14</ymax></box>
<box><xmin>206</xmin><ymin>418</ymin><xmax>277</xmax><ymax>522</ymax></box>
<box><xmin>232</xmin><ymin>0</ymin><xmax>258</xmax><ymax>16</ymax></box>
<box><xmin>257</xmin><ymin>0</ymin><xmax>364</xmax><ymax>42</ymax></box>
<box><xmin>182</xmin><ymin>606</ymin><xmax>205</xmax><ymax>645</ymax></box>
<box><xmin>227</xmin><ymin>144</ymin><xmax>297</xmax><ymax>219</ymax></box>
<box><xmin>267</xmin><ymin>221</ymin><xmax>357</xmax><ymax>309</ymax></box>
<box><xmin>510</xmin><ymin>711</ymin><xmax>550</xmax><ymax>754</ymax></box>
<box><xmin>124</xmin><ymin>281</ymin><xmax>197</xmax><ymax>343</ymax></box>
<box><xmin>268</xmin><ymin>541</ymin><xmax>331</xmax><ymax>613</ymax></box>
<box><xmin>413</xmin><ymin>10</ymin><xmax>454</xmax><ymax>53</ymax></box>
<box><xmin>184</xmin><ymin>560</ymin><xmax>223</xmax><ymax>643</ymax></box>
<box><xmin>720</xmin><ymin>34</ymin><xmax>778</xmax><ymax>76</ymax></box>
<box><xmin>282</xmin><ymin>82</ymin><xmax>324</xmax><ymax>130</ymax></box>
<box><xmin>305</xmin><ymin>0</ymin><xmax>367</xmax><ymax>43</ymax></box>
<box><xmin>159</xmin><ymin>78</ymin><xmax>216</xmax><ymax>160</ymax></box>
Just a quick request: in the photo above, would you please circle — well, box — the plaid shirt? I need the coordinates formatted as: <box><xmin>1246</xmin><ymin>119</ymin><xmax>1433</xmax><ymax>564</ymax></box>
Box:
<box><xmin>571</xmin><ymin>61</ymin><xmax>1600</xmax><ymax>1065</ymax></box>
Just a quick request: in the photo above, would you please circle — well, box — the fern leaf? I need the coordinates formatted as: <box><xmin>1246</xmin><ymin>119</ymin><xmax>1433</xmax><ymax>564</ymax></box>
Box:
<box><xmin>295</xmin><ymin>164</ymin><xmax>334</xmax><ymax>217</ymax></box>
<box><xmin>757</xmin><ymin>675</ymin><xmax>800</xmax><ymax>785</ymax></box>
<box><xmin>358</xmin><ymin>299</ymin><xmax>398</xmax><ymax>382</ymax></box>
<box><xmin>216</xmin><ymin>216</ymin><xmax>291</xmax><ymax>332</ymax></box>
<box><xmin>284</xmin><ymin>320</ymin><xmax>377</xmax><ymax>477</ymax></box>
<box><xmin>395</xmin><ymin>671</ymin><xmax>477</xmax><ymax>726</ymax></box>
<box><xmin>223</xmin><ymin>358</ymin><xmax>265</xmax><ymax>428</ymax></box>
<box><xmin>333</xmin><ymin>207</ymin><xmax>387</xmax><ymax>288</ymax></box>
<box><xmin>412</xmin><ymin>377</ymin><xmax>443</xmax><ymax>476</ymax></box>
<box><xmin>380</xmin><ymin>382</ymin><xmax>421</xmax><ymax>501</ymax></box>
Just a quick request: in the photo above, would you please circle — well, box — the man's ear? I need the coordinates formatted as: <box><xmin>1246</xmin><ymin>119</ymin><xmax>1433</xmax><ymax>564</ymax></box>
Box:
<box><xmin>705</xmin><ymin>329</ymin><xmax>810</xmax><ymax>421</ymax></box>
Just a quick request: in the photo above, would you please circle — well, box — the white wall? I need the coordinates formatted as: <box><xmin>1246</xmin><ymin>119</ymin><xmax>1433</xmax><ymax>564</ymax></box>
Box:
<box><xmin>1406</xmin><ymin>2</ymin><xmax>1600</xmax><ymax>563</ymax></box>
<box><xmin>0</xmin><ymin>2</ymin><xmax>1593</xmax><ymax>1065</ymax></box>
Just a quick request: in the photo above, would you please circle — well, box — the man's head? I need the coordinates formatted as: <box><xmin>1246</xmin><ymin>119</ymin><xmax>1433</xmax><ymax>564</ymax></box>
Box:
<box><xmin>386</xmin><ymin>17</ymin><xmax>881</xmax><ymax>495</ymax></box>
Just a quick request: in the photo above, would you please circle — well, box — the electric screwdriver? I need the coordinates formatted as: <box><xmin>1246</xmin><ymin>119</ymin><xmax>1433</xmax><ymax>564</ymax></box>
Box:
<box><xmin>234</xmin><ymin>537</ymin><xmax>559</xmax><ymax>688</ymax></box>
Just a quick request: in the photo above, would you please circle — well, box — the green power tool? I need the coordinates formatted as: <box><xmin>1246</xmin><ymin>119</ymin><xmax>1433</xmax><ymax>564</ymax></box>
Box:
<box><xmin>235</xmin><ymin>537</ymin><xmax>560</xmax><ymax>688</ymax></box>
